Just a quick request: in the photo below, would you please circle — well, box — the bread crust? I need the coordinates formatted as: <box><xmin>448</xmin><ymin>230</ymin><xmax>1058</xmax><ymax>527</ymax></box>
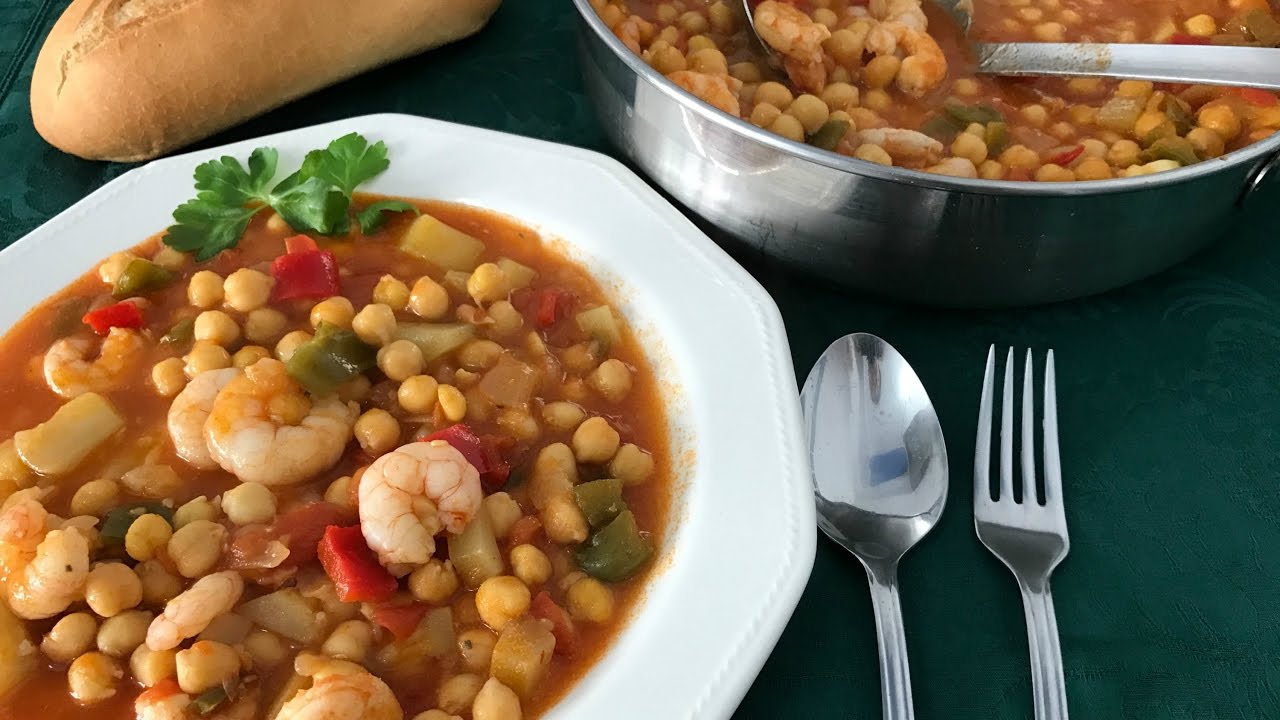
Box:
<box><xmin>31</xmin><ymin>0</ymin><xmax>502</xmax><ymax>161</ymax></box>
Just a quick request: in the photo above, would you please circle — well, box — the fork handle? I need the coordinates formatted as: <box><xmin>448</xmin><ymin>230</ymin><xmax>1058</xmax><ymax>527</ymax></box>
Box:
<box><xmin>865</xmin><ymin>561</ymin><xmax>915</xmax><ymax>720</ymax></box>
<box><xmin>1018</xmin><ymin>581</ymin><xmax>1069</xmax><ymax>720</ymax></box>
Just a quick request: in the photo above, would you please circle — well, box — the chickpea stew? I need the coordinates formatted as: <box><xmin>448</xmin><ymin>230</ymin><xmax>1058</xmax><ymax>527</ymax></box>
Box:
<box><xmin>593</xmin><ymin>0</ymin><xmax>1280</xmax><ymax>181</ymax></box>
<box><xmin>0</xmin><ymin>178</ymin><xmax>671</xmax><ymax>718</ymax></box>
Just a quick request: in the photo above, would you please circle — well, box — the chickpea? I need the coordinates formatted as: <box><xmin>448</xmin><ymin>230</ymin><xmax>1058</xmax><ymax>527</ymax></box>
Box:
<box><xmin>1034</xmin><ymin>164</ymin><xmax>1077</xmax><ymax>182</ymax></box>
<box><xmin>472</xmin><ymin>678</ymin><xmax>522</xmax><ymax>720</ymax></box>
<box><xmin>864</xmin><ymin>55</ymin><xmax>901</xmax><ymax>90</ymax></box>
<box><xmin>307</xmin><ymin>297</ymin><xmax>353</xmax><ymax>331</ymax></box>
<box><xmin>243</xmin><ymin>308</ymin><xmax>288</xmax><ymax>345</ymax></box>
<box><xmin>97</xmin><ymin>610</ymin><xmax>152</xmax><ymax>657</ymax></box>
<box><xmin>459</xmin><ymin>340</ymin><xmax>503</xmax><ymax>371</ymax></box>
<box><xmin>483</xmin><ymin>493</ymin><xmax>522</xmax><ymax>539</ymax></box>
<box><xmin>167</xmin><ymin>520</ymin><xmax>226</xmax><ymax>578</ymax></box>
<box><xmin>187</xmin><ymin>271</ymin><xmax>224</xmax><ymax>309</ymax></box>
<box><xmin>450</xmin><ymin>627</ymin><xmax>498</xmax><ymax>675</ymax></box>
<box><xmin>688</xmin><ymin>47</ymin><xmax>728</xmax><ymax>75</ymax></box>
<box><xmin>184</xmin><ymin>341</ymin><xmax>232</xmax><ymax>377</ymax></box>
<box><xmin>567</xmin><ymin>577</ymin><xmax>615</xmax><ymax>623</ymax></box>
<box><xmin>1184</xmin><ymin>13</ymin><xmax>1217</xmax><ymax>36</ymax></box>
<box><xmin>86</xmin><ymin>562</ymin><xmax>143</xmax><ymax>617</ymax></box>
<box><xmin>541</xmin><ymin>401</ymin><xmax>585</xmax><ymax>431</ymax></box>
<box><xmin>68</xmin><ymin>652</ymin><xmax>122</xmax><ymax>703</ymax></box>
<box><xmin>174</xmin><ymin>496</ymin><xmax>220</xmax><ymax>528</ymax></box>
<box><xmin>951</xmin><ymin>132</ymin><xmax>989</xmax><ymax>166</ymax></box>
<box><xmin>1074</xmin><ymin>157</ymin><xmax>1114</xmax><ymax>181</ymax></box>
<box><xmin>978</xmin><ymin>160</ymin><xmax>1005</xmax><ymax>179</ymax></box>
<box><xmin>572</xmin><ymin>417</ymin><xmax>621</xmax><ymax>463</ymax></box>
<box><xmin>466</xmin><ymin>264</ymin><xmax>509</xmax><ymax>306</ymax></box>
<box><xmin>151</xmin><ymin>358</ymin><xmax>188</xmax><ymax>398</ymax></box>
<box><xmin>854</xmin><ymin>144</ymin><xmax>893</xmax><ymax>165</ymax></box>
<box><xmin>587</xmin><ymin>359</ymin><xmax>633</xmax><ymax>402</ymax></box>
<box><xmin>438</xmin><ymin>384</ymin><xmax>467</xmax><ymax>422</ymax></box>
<box><xmin>476</xmin><ymin>576</ymin><xmax>531</xmax><ymax>631</ymax></box>
<box><xmin>1018</xmin><ymin>6</ymin><xmax>1043</xmax><ymax>21</ymax></box>
<box><xmin>355</xmin><ymin>409</ymin><xmax>401</xmax><ymax>455</ymax></box>
<box><xmin>754</xmin><ymin>81</ymin><xmax>793</xmax><ymax>111</ymax></box>
<box><xmin>378</xmin><ymin>339</ymin><xmax>425</xmax><ymax>382</ymax></box>
<box><xmin>411</xmin><ymin>276</ymin><xmax>451</xmax><ymax>319</ymax></box>
<box><xmin>43</xmin><ymin>612</ymin><xmax>98</xmax><ymax>664</ymax></box>
<box><xmin>229</xmin><ymin>345</ymin><xmax>268</xmax><ymax>370</ymax></box>
<box><xmin>768</xmin><ymin>113</ymin><xmax>806</xmax><ymax>142</ymax></box>
<box><xmin>820</xmin><ymin>82</ymin><xmax>859</xmax><ymax>112</ymax></box>
<box><xmin>352</xmin><ymin>303</ymin><xmax>397</xmax><ymax>347</ymax></box>
<box><xmin>485</xmin><ymin>301</ymin><xmax>523</xmax><ymax>337</ymax></box>
<box><xmin>398</xmin><ymin>375</ymin><xmax>439</xmax><ymax>414</ymax></box>
<box><xmin>678</xmin><ymin>10</ymin><xmax>708</xmax><ymax>34</ymax></box>
<box><xmin>1187</xmin><ymin>126</ymin><xmax>1225</xmax><ymax>158</ymax></box>
<box><xmin>176</xmin><ymin>640</ymin><xmax>240</xmax><ymax>694</ymax></box>
<box><xmin>124</xmin><ymin>514</ymin><xmax>173</xmax><ymax>562</ymax></box>
<box><xmin>243</xmin><ymin>629</ymin><xmax>287</xmax><ymax>669</ymax></box>
<box><xmin>952</xmin><ymin>78</ymin><xmax>980</xmax><ymax>97</ymax></box>
<box><xmin>438</xmin><ymin>674</ymin><xmax>486</xmax><ymax>715</ymax></box>
<box><xmin>610</xmin><ymin>443</ymin><xmax>655</xmax><ymax>486</ymax></box>
<box><xmin>70</xmin><ymin>479</ymin><xmax>117</xmax><ymax>517</ymax></box>
<box><xmin>648</xmin><ymin>44</ymin><xmax>687</xmax><ymax>75</ymax></box>
<box><xmin>686</xmin><ymin>34</ymin><xmax>715</xmax><ymax>53</ymax></box>
<box><xmin>414</xmin><ymin>712</ymin><xmax>464</xmax><ymax>720</ymax></box>
<box><xmin>729</xmin><ymin>61</ymin><xmax>763</xmax><ymax>83</ymax></box>
<box><xmin>541</xmin><ymin>495</ymin><xmax>589</xmax><ymax>545</ymax></box>
<box><xmin>130</xmin><ymin>644</ymin><xmax>177</xmax><ymax>687</ymax></box>
<box><xmin>135</xmin><ymin>560</ymin><xmax>183</xmax><ymax>606</ymax></box>
<box><xmin>999</xmin><ymin>144</ymin><xmax>1041</xmax><ymax>169</ymax></box>
<box><xmin>222</xmin><ymin>269</ymin><xmax>273</xmax><ymax>312</ymax></box>
<box><xmin>194</xmin><ymin>310</ymin><xmax>240</xmax><ymax>346</ymax></box>
<box><xmin>1020</xmin><ymin>104</ymin><xmax>1049</xmax><ymax>128</ymax></box>
<box><xmin>1032</xmin><ymin>21</ymin><xmax>1065</xmax><ymax>41</ymax></box>
<box><xmin>121</xmin><ymin>463</ymin><xmax>181</xmax><ymax>499</ymax></box>
<box><xmin>1198</xmin><ymin>104</ymin><xmax>1241</xmax><ymax>140</ymax></box>
<box><xmin>1106</xmin><ymin>139</ymin><xmax>1142</xmax><ymax>168</ymax></box>
<box><xmin>509</xmin><ymin>545</ymin><xmax>552</xmax><ymax>587</ymax></box>
<box><xmin>373</xmin><ymin>275</ymin><xmax>411</xmax><ymax>311</ymax></box>
<box><xmin>222</xmin><ymin>482</ymin><xmax>277</xmax><ymax>525</ymax></box>
<box><xmin>1133</xmin><ymin>111</ymin><xmax>1171</xmax><ymax>141</ymax></box>
<box><xmin>275</xmin><ymin>330</ymin><xmax>313</xmax><ymax>363</ymax></box>
<box><xmin>322</xmin><ymin>620</ymin><xmax>374</xmax><ymax>661</ymax></box>
<box><xmin>862</xmin><ymin>89</ymin><xmax>892</xmax><ymax>112</ymax></box>
<box><xmin>410</xmin><ymin>560</ymin><xmax>461</xmax><ymax>604</ymax></box>
<box><xmin>788</xmin><ymin>94</ymin><xmax>830</xmax><ymax>134</ymax></box>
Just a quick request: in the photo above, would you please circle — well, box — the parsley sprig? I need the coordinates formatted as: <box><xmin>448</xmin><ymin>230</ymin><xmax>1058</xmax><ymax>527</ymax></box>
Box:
<box><xmin>164</xmin><ymin>133</ymin><xmax>418</xmax><ymax>261</ymax></box>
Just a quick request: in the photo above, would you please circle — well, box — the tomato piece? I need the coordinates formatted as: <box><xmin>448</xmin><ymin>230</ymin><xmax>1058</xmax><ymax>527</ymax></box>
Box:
<box><xmin>272</xmin><ymin>501</ymin><xmax>352</xmax><ymax>566</ymax></box>
<box><xmin>535</xmin><ymin>289</ymin><xmax>565</xmax><ymax>328</ymax></box>
<box><xmin>372</xmin><ymin>602</ymin><xmax>430</xmax><ymax>640</ymax></box>
<box><xmin>1238</xmin><ymin>87</ymin><xmax>1279</xmax><ymax>107</ymax></box>
<box><xmin>284</xmin><ymin>234</ymin><xmax>319</xmax><ymax>254</ymax></box>
<box><xmin>531</xmin><ymin>591</ymin><xmax>578</xmax><ymax>656</ymax></box>
<box><xmin>82</xmin><ymin>301</ymin><xmax>143</xmax><ymax>335</ymax></box>
<box><xmin>506</xmin><ymin>515</ymin><xmax>543</xmax><ymax>548</ymax></box>
<box><xmin>1169</xmin><ymin>33</ymin><xmax>1211</xmax><ymax>45</ymax></box>
<box><xmin>271</xmin><ymin>249</ymin><xmax>341</xmax><ymax>301</ymax></box>
<box><xmin>317</xmin><ymin>525</ymin><xmax>397</xmax><ymax>602</ymax></box>
<box><xmin>1047</xmin><ymin>144</ymin><xmax>1084</xmax><ymax>167</ymax></box>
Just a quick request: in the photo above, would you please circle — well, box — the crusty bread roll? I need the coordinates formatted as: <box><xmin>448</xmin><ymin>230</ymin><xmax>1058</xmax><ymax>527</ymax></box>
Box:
<box><xmin>31</xmin><ymin>0</ymin><xmax>502</xmax><ymax>161</ymax></box>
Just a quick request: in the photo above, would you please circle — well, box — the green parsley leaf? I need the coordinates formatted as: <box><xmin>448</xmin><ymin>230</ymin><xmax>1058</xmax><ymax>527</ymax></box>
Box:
<box><xmin>272</xmin><ymin>176</ymin><xmax>351</xmax><ymax>236</ymax></box>
<box><xmin>164</xmin><ymin>201</ymin><xmax>259</xmax><ymax>262</ymax></box>
<box><xmin>298</xmin><ymin>133</ymin><xmax>390</xmax><ymax>196</ymax></box>
<box><xmin>356</xmin><ymin>200</ymin><xmax>419</xmax><ymax>235</ymax></box>
<box><xmin>193</xmin><ymin>149</ymin><xmax>277</xmax><ymax>206</ymax></box>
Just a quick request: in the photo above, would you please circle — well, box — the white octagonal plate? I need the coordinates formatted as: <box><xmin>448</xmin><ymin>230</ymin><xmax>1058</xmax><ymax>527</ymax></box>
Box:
<box><xmin>0</xmin><ymin>114</ymin><xmax>816</xmax><ymax>719</ymax></box>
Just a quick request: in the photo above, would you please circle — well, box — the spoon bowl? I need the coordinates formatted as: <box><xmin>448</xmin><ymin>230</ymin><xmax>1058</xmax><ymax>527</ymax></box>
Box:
<box><xmin>802</xmin><ymin>332</ymin><xmax>948</xmax><ymax>720</ymax></box>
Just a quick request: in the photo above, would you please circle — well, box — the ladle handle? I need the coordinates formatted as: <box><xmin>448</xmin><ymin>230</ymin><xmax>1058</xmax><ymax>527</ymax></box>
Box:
<box><xmin>975</xmin><ymin>43</ymin><xmax>1280</xmax><ymax>90</ymax></box>
<box><xmin>865</xmin><ymin>561</ymin><xmax>916</xmax><ymax>720</ymax></box>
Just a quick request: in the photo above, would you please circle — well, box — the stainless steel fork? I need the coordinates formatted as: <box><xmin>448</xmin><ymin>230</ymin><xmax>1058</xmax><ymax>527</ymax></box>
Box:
<box><xmin>974</xmin><ymin>347</ymin><xmax>1071</xmax><ymax>720</ymax></box>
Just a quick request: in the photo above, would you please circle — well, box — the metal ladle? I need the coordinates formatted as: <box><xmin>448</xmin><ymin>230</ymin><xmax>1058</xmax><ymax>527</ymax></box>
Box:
<box><xmin>744</xmin><ymin>0</ymin><xmax>1280</xmax><ymax>90</ymax></box>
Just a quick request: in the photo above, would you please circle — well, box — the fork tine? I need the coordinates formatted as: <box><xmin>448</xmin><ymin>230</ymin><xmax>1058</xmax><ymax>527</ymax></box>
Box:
<box><xmin>974</xmin><ymin>345</ymin><xmax>995</xmax><ymax>505</ymax></box>
<box><xmin>1043</xmin><ymin>349</ymin><xmax>1062</xmax><ymax>505</ymax></box>
<box><xmin>1021</xmin><ymin>350</ymin><xmax>1036</xmax><ymax>504</ymax></box>
<box><xmin>1000</xmin><ymin>347</ymin><xmax>1015</xmax><ymax>502</ymax></box>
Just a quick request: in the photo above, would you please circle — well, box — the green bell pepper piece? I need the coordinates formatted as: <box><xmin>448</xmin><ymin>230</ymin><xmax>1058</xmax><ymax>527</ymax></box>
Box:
<box><xmin>160</xmin><ymin>317</ymin><xmax>195</xmax><ymax>348</ymax></box>
<box><xmin>921</xmin><ymin>114</ymin><xmax>962</xmax><ymax>142</ymax></box>
<box><xmin>188</xmin><ymin>687</ymin><xmax>228</xmax><ymax>715</ymax></box>
<box><xmin>984</xmin><ymin>122</ymin><xmax>1010</xmax><ymax>155</ymax></box>
<box><xmin>944</xmin><ymin>102</ymin><xmax>1003</xmax><ymax>127</ymax></box>
<box><xmin>285</xmin><ymin>325</ymin><xmax>376</xmax><ymax>396</ymax></box>
<box><xmin>1142</xmin><ymin>136</ymin><xmax>1199</xmax><ymax>166</ymax></box>
<box><xmin>806</xmin><ymin>119</ymin><xmax>851</xmax><ymax>151</ymax></box>
<box><xmin>113</xmin><ymin>259</ymin><xmax>177</xmax><ymax>299</ymax></box>
<box><xmin>51</xmin><ymin>297</ymin><xmax>92</xmax><ymax>340</ymax></box>
<box><xmin>573</xmin><ymin>478</ymin><xmax>626</xmax><ymax>528</ymax></box>
<box><xmin>575</xmin><ymin>510</ymin><xmax>652</xmax><ymax>583</ymax></box>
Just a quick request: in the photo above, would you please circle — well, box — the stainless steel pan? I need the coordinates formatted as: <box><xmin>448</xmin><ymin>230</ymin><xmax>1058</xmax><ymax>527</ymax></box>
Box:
<box><xmin>572</xmin><ymin>0</ymin><xmax>1280</xmax><ymax>306</ymax></box>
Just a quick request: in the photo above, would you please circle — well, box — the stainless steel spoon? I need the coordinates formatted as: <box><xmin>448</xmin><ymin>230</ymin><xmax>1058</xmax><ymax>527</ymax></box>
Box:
<box><xmin>801</xmin><ymin>333</ymin><xmax>949</xmax><ymax>720</ymax></box>
<box><xmin>744</xmin><ymin>0</ymin><xmax>1280</xmax><ymax>89</ymax></box>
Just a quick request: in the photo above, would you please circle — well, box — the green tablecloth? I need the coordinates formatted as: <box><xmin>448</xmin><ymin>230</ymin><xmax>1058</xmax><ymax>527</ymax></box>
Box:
<box><xmin>3</xmin><ymin>3</ymin><xmax>1280</xmax><ymax>717</ymax></box>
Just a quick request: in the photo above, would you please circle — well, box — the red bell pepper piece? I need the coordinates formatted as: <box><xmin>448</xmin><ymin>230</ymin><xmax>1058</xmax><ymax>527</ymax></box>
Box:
<box><xmin>423</xmin><ymin>424</ymin><xmax>512</xmax><ymax>490</ymax></box>
<box><xmin>372</xmin><ymin>602</ymin><xmax>430</xmax><ymax>640</ymax></box>
<box><xmin>82</xmin><ymin>301</ymin><xmax>143</xmax><ymax>335</ymax></box>
<box><xmin>272</xmin><ymin>244</ymin><xmax>340</xmax><ymax>302</ymax></box>
<box><xmin>1169</xmin><ymin>33</ymin><xmax>1210</xmax><ymax>45</ymax></box>
<box><xmin>1047</xmin><ymin>145</ymin><xmax>1084</xmax><ymax>167</ymax></box>
<box><xmin>1238</xmin><ymin>87</ymin><xmax>1279</xmax><ymax>107</ymax></box>
<box><xmin>284</xmin><ymin>234</ymin><xmax>319</xmax><ymax>254</ymax></box>
<box><xmin>317</xmin><ymin>525</ymin><xmax>397</xmax><ymax>603</ymax></box>
<box><xmin>271</xmin><ymin>502</ymin><xmax>352</xmax><ymax>566</ymax></box>
<box><xmin>535</xmin><ymin>289</ymin><xmax>569</xmax><ymax>328</ymax></box>
<box><xmin>506</xmin><ymin>515</ymin><xmax>543</xmax><ymax>548</ymax></box>
<box><xmin>531</xmin><ymin>591</ymin><xmax>578</xmax><ymax>656</ymax></box>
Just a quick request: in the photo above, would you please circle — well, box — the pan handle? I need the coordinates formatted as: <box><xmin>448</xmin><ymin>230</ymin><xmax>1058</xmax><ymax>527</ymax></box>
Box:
<box><xmin>1240</xmin><ymin>150</ymin><xmax>1280</xmax><ymax>207</ymax></box>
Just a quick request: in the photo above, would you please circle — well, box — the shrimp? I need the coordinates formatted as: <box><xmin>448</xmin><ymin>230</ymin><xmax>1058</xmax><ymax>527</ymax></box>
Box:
<box><xmin>204</xmin><ymin>359</ymin><xmax>357</xmax><ymax>486</ymax></box>
<box><xmin>135</xmin><ymin>679</ymin><xmax>258</xmax><ymax>720</ymax></box>
<box><xmin>168</xmin><ymin>368</ymin><xmax>241</xmax><ymax>470</ymax></box>
<box><xmin>0</xmin><ymin>497</ymin><xmax>90</xmax><ymax>619</ymax></box>
<box><xmin>146</xmin><ymin>571</ymin><xmax>244</xmax><ymax>651</ymax></box>
<box><xmin>274</xmin><ymin>654</ymin><xmax>402</xmax><ymax>720</ymax></box>
<box><xmin>926</xmin><ymin>157</ymin><xmax>979</xmax><ymax>177</ymax></box>
<box><xmin>856</xmin><ymin>127</ymin><xmax>944</xmax><ymax>164</ymax></box>
<box><xmin>869</xmin><ymin>0</ymin><xmax>928</xmax><ymax>30</ymax></box>
<box><xmin>43</xmin><ymin>327</ymin><xmax>145</xmax><ymax>399</ymax></box>
<box><xmin>358</xmin><ymin>441</ymin><xmax>483</xmax><ymax>574</ymax></box>
<box><xmin>668</xmin><ymin>71</ymin><xmax>743</xmax><ymax>116</ymax></box>
<box><xmin>866</xmin><ymin>22</ymin><xmax>947</xmax><ymax>96</ymax></box>
<box><xmin>616</xmin><ymin>17</ymin><xmax>643</xmax><ymax>54</ymax></box>
<box><xmin>753</xmin><ymin>0</ymin><xmax>832</xmax><ymax>94</ymax></box>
